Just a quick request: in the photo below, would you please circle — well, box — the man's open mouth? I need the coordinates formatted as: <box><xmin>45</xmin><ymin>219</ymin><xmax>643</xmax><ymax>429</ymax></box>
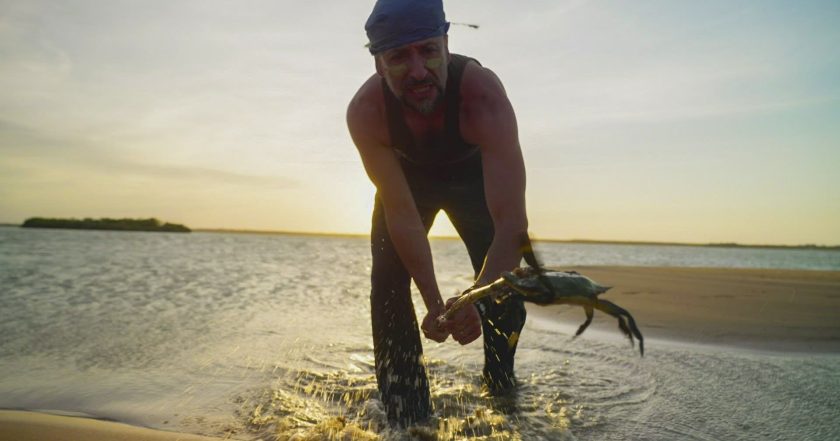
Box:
<box><xmin>407</xmin><ymin>83</ymin><xmax>435</xmax><ymax>98</ymax></box>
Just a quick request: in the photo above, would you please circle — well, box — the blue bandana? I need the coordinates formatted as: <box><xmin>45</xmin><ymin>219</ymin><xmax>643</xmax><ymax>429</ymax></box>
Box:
<box><xmin>365</xmin><ymin>0</ymin><xmax>450</xmax><ymax>55</ymax></box>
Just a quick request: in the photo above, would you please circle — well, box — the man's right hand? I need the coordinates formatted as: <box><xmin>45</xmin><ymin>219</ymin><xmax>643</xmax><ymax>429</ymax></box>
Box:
<box><xmin>421</xmin><ymin>306</ymin><xmax>450</xmax><ymax>342</ymax></box>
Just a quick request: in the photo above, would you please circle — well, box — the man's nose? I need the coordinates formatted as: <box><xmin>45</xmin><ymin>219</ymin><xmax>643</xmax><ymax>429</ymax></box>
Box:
<box><xmin>406</xmin><ymin>53</ymin><xmax>427</xmax><ymax>81</ymax></box>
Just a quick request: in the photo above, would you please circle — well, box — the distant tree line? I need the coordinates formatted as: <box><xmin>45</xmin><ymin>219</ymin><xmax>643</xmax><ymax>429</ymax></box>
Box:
<box><xmin>21</xmin><ymin>217</ymin><xmax>190</xmax><ymax>233</ymax></box>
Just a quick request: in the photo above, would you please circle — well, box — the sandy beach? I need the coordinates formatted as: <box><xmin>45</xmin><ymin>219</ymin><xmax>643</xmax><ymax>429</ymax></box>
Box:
<box><xmin>539</xmin><ymin>266</ymin><xmax>840</xmax><ymax>353</ymax></box>
<box><xmin>0</xmin><ymin>410</ymin><xmax>227</xmax><ymax>441</ymax></box>
<box><xmin>2</xmin><ymin>265</ymin><xmax>839</xmax><ymax>440</ymax></box>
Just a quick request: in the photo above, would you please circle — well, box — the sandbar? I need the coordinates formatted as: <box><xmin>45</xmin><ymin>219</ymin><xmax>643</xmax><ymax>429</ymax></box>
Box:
<box><xmin>535</xmin><ymin>266</ymin><xmax>840</xmax><ymax>352</ymax></box>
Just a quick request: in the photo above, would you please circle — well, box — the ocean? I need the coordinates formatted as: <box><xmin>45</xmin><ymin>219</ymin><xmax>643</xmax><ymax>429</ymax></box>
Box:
<box><xmin>0</xmin><ymin>227</ymin><xmax>838</xmax><ymax>440</ymax></box>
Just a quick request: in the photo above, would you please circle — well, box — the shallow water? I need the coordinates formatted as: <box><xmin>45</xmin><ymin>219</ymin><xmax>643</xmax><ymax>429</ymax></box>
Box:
<box><xmin>1</xmin><ymin>228</ymin><xmax>838</xmax><ymax>440</ymax></box>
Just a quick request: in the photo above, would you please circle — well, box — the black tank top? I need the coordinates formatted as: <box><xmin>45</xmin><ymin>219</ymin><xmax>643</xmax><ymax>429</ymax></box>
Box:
<box><xmin>382</xmin><ymin>54</ymin><xmax>480</xmax><ymax>167</ymax></box>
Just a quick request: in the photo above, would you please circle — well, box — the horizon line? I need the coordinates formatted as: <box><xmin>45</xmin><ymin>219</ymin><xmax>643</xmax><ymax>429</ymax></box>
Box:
<box><xmin>1</xmin><ymin>223</ymin><xmax>837</xmax><ymax>249</ymax></box>
<box><xmin>190</xmin><ymin>227</ymin><xmax>840</xmax><ymax>250</ymax></box>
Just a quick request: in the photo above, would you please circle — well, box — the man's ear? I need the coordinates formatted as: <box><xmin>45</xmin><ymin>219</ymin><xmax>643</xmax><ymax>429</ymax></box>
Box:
<box><xmin>375</xmin><ymin>56</ymin><xmax>384</xmax><ymax>77</ymax></box>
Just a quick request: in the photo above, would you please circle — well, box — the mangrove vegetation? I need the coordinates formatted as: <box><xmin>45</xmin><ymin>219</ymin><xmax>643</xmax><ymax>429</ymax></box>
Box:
<box><xmin>21</xmin><ymin>217</ymin><xmax>190</xmax><ymax>233</ymax></box>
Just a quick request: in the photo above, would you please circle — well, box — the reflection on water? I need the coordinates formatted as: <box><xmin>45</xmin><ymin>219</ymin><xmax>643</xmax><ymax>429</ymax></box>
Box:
<box><xmin>0</xmin><ymin>228</ymin><xmax>838</xmax><ymax>440</ymax></box>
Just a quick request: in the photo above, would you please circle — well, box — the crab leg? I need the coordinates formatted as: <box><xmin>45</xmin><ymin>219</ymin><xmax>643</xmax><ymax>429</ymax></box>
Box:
<box><xmin>538</xmin><ymin>295</ymin><xmax>644</xmax><ymax>356</ymax></box>
<box><xmin>575</xmin><ymin>305</ymin><xmax>594</xmax><ymax>337</ymax></box>
<box><xmin>592</xmin><ymin>299</ymin><xmax>645</xmax><ymax>356</ymax></box>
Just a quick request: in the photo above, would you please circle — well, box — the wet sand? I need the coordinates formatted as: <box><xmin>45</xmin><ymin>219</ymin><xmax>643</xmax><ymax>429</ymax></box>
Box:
<box><xmin>0</xmin><ymin>410</ymin><xmax>227</xmax><ymax>441</ymax></box>
<box><xmin>3</xmin><ymin>266</ymin><xmax>839</xmax><ymax>440</ymax></box>
<box><xmin>536</xmin><ymin>266</ymin><xmax>840</xmax><ymax>352</ymax></box>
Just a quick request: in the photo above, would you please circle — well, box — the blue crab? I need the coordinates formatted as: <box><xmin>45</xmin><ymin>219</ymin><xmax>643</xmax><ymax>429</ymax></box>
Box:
<box><xmin>440</xmin><ymin>247</ymin><xmax>644</xmax><ymax>356</ymax></box>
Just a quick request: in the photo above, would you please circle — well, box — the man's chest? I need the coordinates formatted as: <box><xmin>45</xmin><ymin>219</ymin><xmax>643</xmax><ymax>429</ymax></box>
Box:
<box><xmin>402</xmin><ymin>112</ymin><xmax>446</xmax><ymax>147</ymax></box>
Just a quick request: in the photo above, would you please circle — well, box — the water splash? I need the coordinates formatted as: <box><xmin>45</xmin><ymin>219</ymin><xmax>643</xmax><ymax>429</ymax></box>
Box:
<box><xmin>227</xmin><ymin>353</ymin><xmax>587</xmax><ymax>441</ymax></box>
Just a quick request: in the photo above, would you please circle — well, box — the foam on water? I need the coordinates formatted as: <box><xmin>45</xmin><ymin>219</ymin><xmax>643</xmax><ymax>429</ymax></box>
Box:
<box><xmin>1</xmin><ymin>228</ymin><xmax>838</xmax><ymax>440</ymax></box>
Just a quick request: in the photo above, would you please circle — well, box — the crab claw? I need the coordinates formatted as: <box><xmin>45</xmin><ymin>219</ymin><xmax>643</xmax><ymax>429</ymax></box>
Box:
<box><xmin>437</xmin><ymin>281</ymin><xmax>505</xmax><ymax>325</ymax></box>
<box><xmin>519</xmin><ymin>232</ymin><xmax>543</xmax><ymax>271</ymax></box>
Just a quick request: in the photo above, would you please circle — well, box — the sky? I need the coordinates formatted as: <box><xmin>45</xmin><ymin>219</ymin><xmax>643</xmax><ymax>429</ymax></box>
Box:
<box><xmin>1</xmin><ymin>0</ymin><xmax>839</xmax><ymax>245</ymax></box>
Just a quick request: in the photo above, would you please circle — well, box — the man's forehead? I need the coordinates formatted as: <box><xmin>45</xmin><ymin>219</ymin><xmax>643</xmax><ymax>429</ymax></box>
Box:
<box><xmin>382</xmin><ymin>36</ymin><xmax>446</xmax><ymax>55</ymax></box>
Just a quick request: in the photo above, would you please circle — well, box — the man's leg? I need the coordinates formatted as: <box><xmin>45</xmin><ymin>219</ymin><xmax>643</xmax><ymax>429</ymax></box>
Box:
<box><xmin>369</xmin><ymin>195</ymin><xmax>438</xmax><ymax>425</ymax></box>
<box><xmin>476</xmin><ymin>295</ymin><xmax>527</xmax><ymax>393</ymax></box>
<box><xmin>445</xmin><ymin>177</ymin><xmax>527</xmax><ymax>394</ymax></box>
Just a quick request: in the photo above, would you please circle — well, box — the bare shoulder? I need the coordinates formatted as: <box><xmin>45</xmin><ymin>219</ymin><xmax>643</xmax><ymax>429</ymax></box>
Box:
<box><xmin>459</xmin><ymin>62</ymin><xmax>517</xmax><ymax>146</ymax></box>
<box><xmin>347</xmin><ymin>74</ymin><xmax>389</xmax><ymax>148</ymax></box>
<box><xmin>460</xmin><ymin>62</ymin><xmax>510</xmax><ymax>111</ymax></box>
<box><xmin>346</xmin><ymin>74</ymin><xmax>409</xmax><ymax>199</ymax></box>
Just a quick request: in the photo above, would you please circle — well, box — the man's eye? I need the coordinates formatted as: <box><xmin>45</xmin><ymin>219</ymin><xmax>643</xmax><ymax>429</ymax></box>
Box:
<box><xmin>387</xmin><ymin>53</ymin><xmax>407</xmax><ymax>64</ymax></box>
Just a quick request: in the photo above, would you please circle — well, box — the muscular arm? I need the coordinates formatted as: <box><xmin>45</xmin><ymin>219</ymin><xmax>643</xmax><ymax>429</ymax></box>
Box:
<box><xmin>346</xmin><ymin>78</ymin><xmax>446</xmax><ymax>319</ymax></box>
<box><xmin>461</xmin><ymin>64</ymin><xmax>529</xmax><ymax>286</ymax></box>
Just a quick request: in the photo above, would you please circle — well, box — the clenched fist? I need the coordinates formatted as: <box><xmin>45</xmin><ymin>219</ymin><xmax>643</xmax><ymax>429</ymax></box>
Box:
<box><xmin>440</xmin><ymin>296</ymin><xmax>482</xmax><ymax>345</ymax></box>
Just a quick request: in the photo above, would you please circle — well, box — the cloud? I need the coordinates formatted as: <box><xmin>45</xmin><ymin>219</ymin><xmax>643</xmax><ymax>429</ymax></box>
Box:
<box><xmin>0</xmin><ymin>119</ymin><xmax>298</xmax><ymax>190</ymax></box>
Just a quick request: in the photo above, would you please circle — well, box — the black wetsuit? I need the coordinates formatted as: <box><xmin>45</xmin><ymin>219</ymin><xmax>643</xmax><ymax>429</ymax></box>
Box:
<box><xmin>370</xmin><ymin>54</ymin><xmax>527</xmax><ymax>425</ymax></box>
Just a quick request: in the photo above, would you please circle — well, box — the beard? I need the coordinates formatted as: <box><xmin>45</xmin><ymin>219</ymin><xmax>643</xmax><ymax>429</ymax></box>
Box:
<box><xmin>400</xmin><ymin>78</ymin><xmax>445</xmax><ymax>115</ymax></box>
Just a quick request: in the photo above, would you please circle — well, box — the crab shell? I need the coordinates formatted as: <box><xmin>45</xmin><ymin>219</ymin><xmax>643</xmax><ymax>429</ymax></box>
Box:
<box><xmin>500</xmin><ymin>267</ymin><xmax>611</xmax><ymax>305</ymax></box>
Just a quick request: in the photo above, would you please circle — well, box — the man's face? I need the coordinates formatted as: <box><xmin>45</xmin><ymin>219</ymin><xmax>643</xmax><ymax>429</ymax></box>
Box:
<box><xmin>377</xmin><ymin>36</ymin><xmax>449</xmax><ymax>115</ymax></box>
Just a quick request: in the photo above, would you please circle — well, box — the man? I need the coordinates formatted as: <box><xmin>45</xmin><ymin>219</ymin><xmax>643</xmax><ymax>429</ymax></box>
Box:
<box><xmin>346</xmin><ymin>0</ymin><xmax>529</xmax><ymax>426</ymax></box>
